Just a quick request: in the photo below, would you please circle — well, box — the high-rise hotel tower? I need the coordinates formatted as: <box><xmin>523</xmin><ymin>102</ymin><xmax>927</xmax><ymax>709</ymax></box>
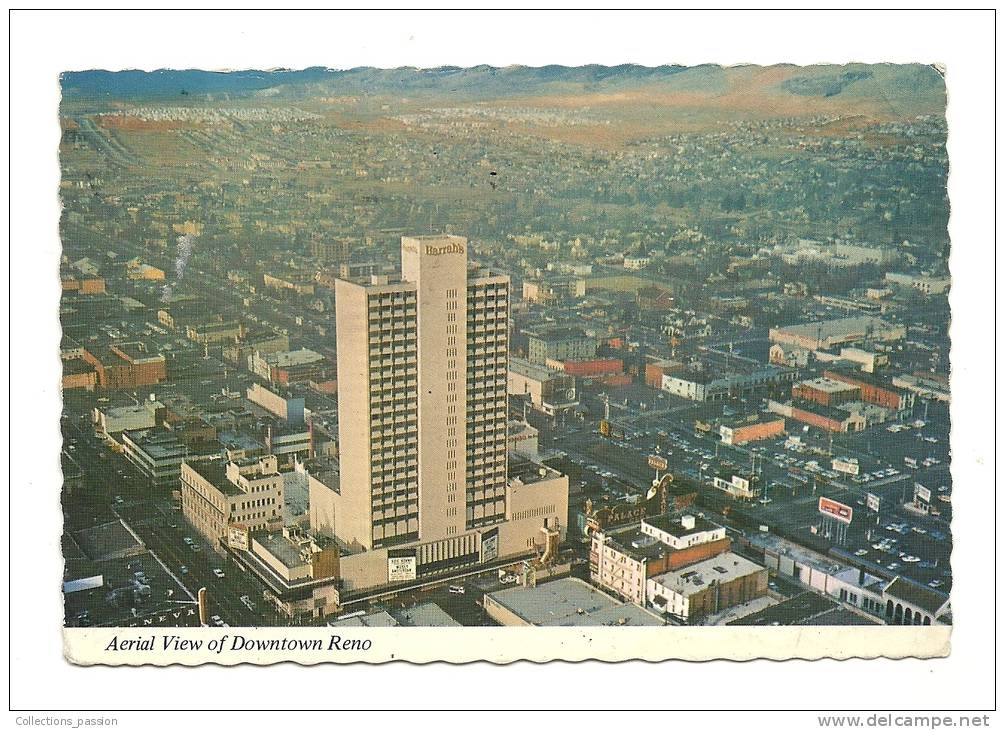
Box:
<box><xmin>334</xmin><ymin>236</ymin><xmax>520</xmax><ymax>555</ymax></box>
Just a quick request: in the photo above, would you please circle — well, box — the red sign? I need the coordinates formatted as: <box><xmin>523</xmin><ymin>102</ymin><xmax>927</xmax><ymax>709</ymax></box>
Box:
<box><xmin>818</xmin><ymin>497</ymin><xmax>853</xmax><ymax>525</ymax></box>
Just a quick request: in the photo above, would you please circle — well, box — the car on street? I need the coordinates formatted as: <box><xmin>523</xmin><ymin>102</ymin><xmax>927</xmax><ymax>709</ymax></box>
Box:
<box><xmin>448</xmin><ymin>585</ymin><xmax>465</xmax><ymax>594</ymax></box>
<box><xmin>213</xmin><ymin>568</ymin><xmax>226</xmax><ymax>578</ymax></box>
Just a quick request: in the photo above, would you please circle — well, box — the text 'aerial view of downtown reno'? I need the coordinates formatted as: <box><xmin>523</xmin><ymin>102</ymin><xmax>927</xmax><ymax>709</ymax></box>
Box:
<box><xmin>59</xmin><ymin>64</ymin><xmax>952</xmax><ymax>635</ymax></box>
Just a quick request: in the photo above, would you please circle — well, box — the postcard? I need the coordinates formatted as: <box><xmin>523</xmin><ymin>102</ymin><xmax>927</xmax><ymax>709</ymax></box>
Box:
<box><xmin>58</xmin><ymin>62</ymin><xmax>952</xmax><ymax>665</ymax></box>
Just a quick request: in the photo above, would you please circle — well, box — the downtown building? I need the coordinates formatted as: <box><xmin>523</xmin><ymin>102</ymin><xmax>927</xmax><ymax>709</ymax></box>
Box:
<box><xmin>312</xmin><ymin>235</ymin><xmax>568</xmax><ymax>597</ymax></box>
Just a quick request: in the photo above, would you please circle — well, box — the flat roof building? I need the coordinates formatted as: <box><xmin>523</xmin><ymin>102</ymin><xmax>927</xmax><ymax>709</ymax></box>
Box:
<box><xmin>647</xmin><ymin>552</ymin><xmax>768</xmax><ymax>624</ymax></box>
<box><xmin>483</xmin><ymin>577</ymin><xmax>663</xmax><ymax>626</ymax></box>
<box><xmin>229</xmin><ymin>524</ymin><xmax>341</xmax><ymax>620</ymax></box>
<box><xmin>181</xmin><ymin>454</ymin><xmax>285</xmax><ymax>552</ymax></box>
<box><xmin>526</xmin><ymin>327</ymin><xmax>596</xmax><ymax>365</ymax></box>
<box><xmin>769</xmin><ymin>316</ymin><xmax>906</xmax><ymax>352</ymax></box>
<box><xmin>507</xmin><ymin>356</ymin><xmax>578</xmax><ymax>418</ymax></box>
<box><xmin>591</xmin><ymin>513</ymin><xmax>731</xmax><ymax>604</ymax></box>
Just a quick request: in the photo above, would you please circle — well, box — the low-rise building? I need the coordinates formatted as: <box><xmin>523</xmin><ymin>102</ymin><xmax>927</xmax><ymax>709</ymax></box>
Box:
<box><xmin>718</xmin><ymin>416</ymin><xmax>786</xmax><ymax>446</ymax></box>
<box><xmin>522</xmin><ymin>276</ymin><xmax>586</xmax><ymax>303</ymax></box>
<box><xmin>661</xmin><ymin>358</ymin><xmax>795</xmax><ymax>402</ymax></box>
<box><xmin>555</xmin><ymin>358</ymin><xmax>623</xmax><ymax>378</ymax></box>
<box><xmin>222</xmin><ymin>330</ymin><xmax>291</xmax><ymax>366</ymax></box>
<box><xmin>644</xmin><ymin>358</ymin><xmax>685</xmax><ymax>388</ymax></box>
<box><xmin>265</xmin><ymin>423</ymin><xmax>312</xmax><ymax>463</ymax></box>
<box><xmin>121</xmin><ymin>428</ymin><xmax>218</xmax><ymax>488</ymax></box>
<box><xmin>81</xmin><ymin>342</ymin><xmax>167</xmax><ymax>391</ymax></box>
<box><xmin>837</xmin><ymin>347</ymin><xmax>889</xmax><ymax>374</ymax></box>
<box><xmin>712</xmin><ymin>472</ymin><xmax>759</xmax><ymax>500</ymax></box>
<box><xmin>507</xmin><ymin>357</ymin><xmax>578</xmax><ymax>419</ymax></box>
<box><xmin>526</xmin><ymin>327</ymin><xmax>596</xmax><ymax>365</ymax></box>
<box><xmin>823</xmin><ymin>369</ymin><xmax>916</xmax><ymax>414</ymax></box>
<box><xmin>646</xmin><ymin>552</ymin><xmax>768</xmax><ymax>624</ymax></box>
<box><xmin>892</xmin><ymin>374</ymin><xmax>951</xmax><ymax>403</ymax></box>
<box><xmin>186</xmin><ymin>319</ymin><xmax>243</xmax><ymax>345</ymax></box>
<box><xmin>769</xmin><ymin>315</ymin><xmax>906</xmax><ymax>352</ymax></box>
<box><xmin>229</xmin><ymin>524</ymin><xmax>341</xmax><ymax>619</ymax></box>
<box><xmin>181</xmin><ymin>455</ymin><xmax>285</xmax><ymax>551</ymax></box>
<box><xmin>885</xmin><ymin>272</ymin><xmax>951</xmax><ymax>296</ymax></box>
<box><xmin>264</xmin><ymin>271</ymin><xmax>316</xmax><ymax>296</ymax></box>
<box><xmin>94</xmin><ymin>399</ymin><xmax>166</xmax><ymax>437</ymax></box>
<box><xmin>741</xmin><ymin>532</ymin><xmax>892</xmax><ymax>622</ymax></box>
<box><xmin>249</xmin><ymin>348</ymin><xmax>333</xmax><ymax>386</ymax></box>
<box><xmin>769</xmin><ymin>343</ymin><xmax>810</xmax><ymax>369</ymax></box>
<box><xmin>768</xmin><ymin>400</ymin><xmax>866</xmax><ymax>433</ymax></box>
<box><xmin>62</xmin><ymin>356</ymin><xmax>99</xmax><ymax>391</ymax></box>
<box><xmin>483</xmin><ymin>577</ymin><xmax>663</xmax><ymax>626</ymax></box>
<box><xmin>882</xmin><ymin>576</ymin><xmax>951</xmax><ymax>625</ymax></box>
<box><xmin>126</xmin><ymin>262</ymin><xmax>166</xmax><ymax>281</ymax></box>
<box><xmin>247</xmin><ymin>382</ymin><xmax>306</xmax><ymax>425</ymax></box>
<box><xmin>506</xmin><ymin>420</ymin><xmax>539</xmax><ymax>458</ymax></box>
<box><xmin>61</xmin><ymin>275</ymin><xmax>106</xmax><ymax>295</ymax></box>
<box><xmin>591</xmin><ymin>514</ymin><xmax>730</xmax><ymax>604</ymax></box>
<box><xmin>792</xmin><ymin>377</ymin><xmax>861</xmax><ymax>407</ymax></box>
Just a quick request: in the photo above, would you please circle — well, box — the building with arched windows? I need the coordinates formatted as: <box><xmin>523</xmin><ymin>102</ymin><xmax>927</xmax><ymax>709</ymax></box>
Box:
<box><xmin>881</xmin><ymin>576</ymin><xmax>951</xmax><ymax>625</ymax></box>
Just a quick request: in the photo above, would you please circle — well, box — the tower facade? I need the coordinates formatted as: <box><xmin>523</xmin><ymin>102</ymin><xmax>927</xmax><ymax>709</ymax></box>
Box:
<box><xmin>334</xmin><ymin>235</ymin><xmax>510</xmax><ymax>550</ymax></box>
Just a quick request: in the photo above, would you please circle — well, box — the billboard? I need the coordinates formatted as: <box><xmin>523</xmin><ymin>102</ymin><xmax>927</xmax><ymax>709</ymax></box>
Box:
<box><xmin>228</xmin><ymin>524</ymin><xmax>250</xmax><ymax>551</ymax></box>
<box><xmin>647</xmin><ymin>454</ymin><xmax>669</xmax><ymax>471</ymax></box>
<box><xmin>831</xmin><ymin>457</ymin><xmax>860</xmax><ymax>476</ymax></box>
<box><xmin>481</xmin><ymin>527</ymin><xmax>499</xmax><ymax>563</ymax></box>
<box><xmin>818</xmin><ymin>496</ymin><xmax>853</xmax><ymax>525</ymax></box>
<box><xmin>387</xmin><ymin>549</ymin><xmax>417</xmax><ymax>582</ymax></box>
<box><xmin>866</xmin><ymin>492</ymin><xmax>881</xmax><ymax>513</ymax></box>
<box><xmin>914</xmin><ymin>484</ymin><xmax>932</xmax><ymax>503</ymax></box>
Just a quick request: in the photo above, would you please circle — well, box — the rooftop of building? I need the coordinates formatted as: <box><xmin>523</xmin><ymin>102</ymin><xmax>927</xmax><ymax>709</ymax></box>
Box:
<box><xmin>62</xmin><ymin>357</ymin><xmax>97</xmax><ymax>376</ymax></box>
<box><xmin>302</xmin><ymin>458</ymin><xmax>340</xmax><ymax>492</ymax></box>
<box><xmin>333</xmin><ymin>611</ymin><xmax>399</xmax><ymax>628</ymax></box>
<box><xmin>508</xmin><ymin>357</ymin><xmax>566</xmax><ymax>381</ymax></box>
<box><xmin>184</xmin><ymin>459</ymin><xmax>243</xmax><ymax>497</ymax></box>
<box><xmin>772</xmin><ymin>315</ymin><xmax>899</xmax><ymax>338</ymax></box>
<box><xmin>394</xmin><ymin>602</ymin><xmax>463</xmax><ymax>627</ymax></box>
<box><xmin>218</xmin><ymin>431</ymin><xmax>265</xmax><ymax>454</ymax></box>
<box><xmin>265</xmin><ymin>348</ymin><xmax>324</xmax><ymax>367</ymax></box>
<box><xmin>507</xmin><ymin>454</ymin><xmax>563</xmax><ymax>486</ymax></box>
<box><xmin>823</xmin><ymin>368</ymin><xmax>908</xmax><ymax>394</ymax></box>
<box><xmin>111</xmin><ymin>341</ymin><xmax>164</xmax><ymax>362</ymax></box>
<box><xmin>252</xmin><ymin>528</ymin><xmax>331</xmax><ymax>570</ymax></box>
<box><xmin>789</xmin><ymin>400</ymin><xmax>857</xmax><ymax>422</ymax></box>
<box><xmin>527</xmin><ymin>327</ymin><xmax>590</xmax><ymax>343</ymax></box>
<box><xmin>121</xmin><ymin>428</ymin><xmax>195</xmax><ymax>459</ymax></box>
<box><xmin>486</xmin><ymin>577</ymin><xmax>663</xmax><ymax>627</ymax></box>
<box><xmin>797</xmin><ymin>377</ymin><xmax>861</xmax><ymax>394</ymax></box>
<box><xmin>507</xmin><ymin>420</ymin><xmax>538</xmax><ymax>437</ymax></box>
<box><xmin>99</xmin><ymin>400</ymin><xmax>163</xmax><ymax>418</ymax></box>
<box><xmin>604</xmin><ymin>526</ymin><xmax>674</xmax><ymax>562</ymax></box>
<box><xmin>744</xmin><ymin>532</ymin><xmax>849</xmax><ymax>577</ymax></box>
<box><xmin>187</xmin><ymin>319</ymin><xmax>241</xmax><ymax>333</ymax></box>
<box><xmin>649</xmin><ymin>552</ymin><xmax>764</xmax><ymax>597</ymax></box>
<box><xmin>729</xmin><ymin>591</ymin><xmax>875</xmax><ymax>626</ymax></box>
<box><xmin>719</xmin><ymin>414</ymin><xmax>786</xmax><ymax>430</ymax></box>
<box><xmin>644</xmin><ymin>513</ymin><xmax>722</xmax><ymax>539</ymax></box>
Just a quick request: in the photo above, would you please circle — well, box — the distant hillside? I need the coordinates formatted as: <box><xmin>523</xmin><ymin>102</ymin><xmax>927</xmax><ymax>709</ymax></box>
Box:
<box><xmin>60</xmin><ymin>63</ymin><xmax>945</xmax><ymax>120</ymax></box>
